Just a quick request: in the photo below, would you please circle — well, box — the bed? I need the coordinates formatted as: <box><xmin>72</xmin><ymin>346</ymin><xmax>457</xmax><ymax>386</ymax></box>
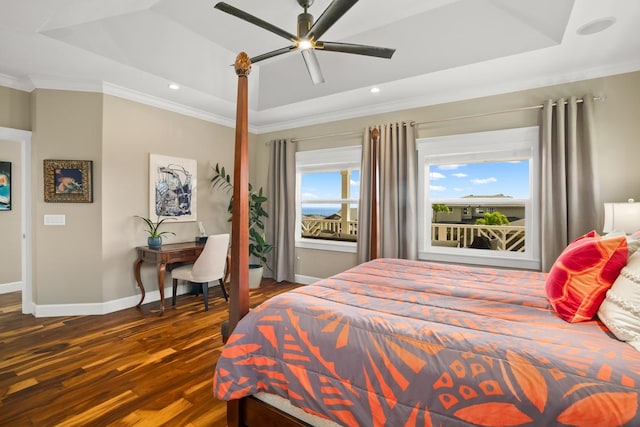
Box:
<box><xmin>216</xmin><ymin>52</ymin><xmax>640</xmax><ymax>426</ymax></box>
<box><xmin>215</xmin><ymin>257</ymin><xmax>640</xmax><ymax>426</ymax></box>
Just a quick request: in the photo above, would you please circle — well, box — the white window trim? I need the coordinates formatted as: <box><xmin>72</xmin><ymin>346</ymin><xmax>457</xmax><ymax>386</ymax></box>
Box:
<box><xmin>417</xmin><ymin>126</ymin><xmax>540</xmax><ymax>270</ymax></box>
<box><xmin>296</xmin><ymin>146</ymin><xmax>361</xmax><ymax>253</ymax></box>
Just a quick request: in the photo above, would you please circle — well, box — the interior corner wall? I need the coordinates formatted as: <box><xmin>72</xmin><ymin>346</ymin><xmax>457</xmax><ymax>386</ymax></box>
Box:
<box><xmin>256</xmin><ymin>70</ymin><xmax>640</xmax><ymax>279</ymax></box>
<box><xmin>0</xmin><ymin>85</ymin><xmax>31</xmax><ymax>131</ymax></box>
<box><xmin>0</xmin><ymin>139</ymin><xmax>21</xmax><ymax>285</ymax></box>
<box><xmin>31</xmin><ymin>89</ymin><xmax>104</xmax><ymax>305</ymax></box>
<box><xmin>101</xmin><ymin>95</ymin><xmax>236</xmax><ymax>304</ymax></box>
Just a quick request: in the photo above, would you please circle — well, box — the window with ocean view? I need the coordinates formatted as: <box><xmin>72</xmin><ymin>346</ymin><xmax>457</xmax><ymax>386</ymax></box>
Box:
<box><xmin>296</xmin><ymin>146</ymin><xmax>361</xmax><ymax>251</ymax></box>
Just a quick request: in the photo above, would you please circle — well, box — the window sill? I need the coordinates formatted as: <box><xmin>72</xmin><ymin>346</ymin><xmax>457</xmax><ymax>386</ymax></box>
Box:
<box><xmin>296</xmin><ymin>238</ymin><xmax>357</xmax><ymax>253</ymax></box>
<box><xmin>419</xmin><ymin>249</ymin><xmax>540</xmax><ymax>271</ymax></box>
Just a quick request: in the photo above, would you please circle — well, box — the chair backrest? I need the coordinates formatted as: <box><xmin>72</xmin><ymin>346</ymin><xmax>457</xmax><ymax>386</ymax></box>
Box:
<box><xmin>191</xmin><ymin>234</ymin><xmax>230</xmax><ymax>282</ymax></box>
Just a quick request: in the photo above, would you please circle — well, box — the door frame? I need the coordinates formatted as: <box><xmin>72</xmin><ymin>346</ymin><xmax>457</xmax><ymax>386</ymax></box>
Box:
<box><xmin>0</xmin><ymin>126</ymin><xmax>32</xmax><ymax>314</ymax></box>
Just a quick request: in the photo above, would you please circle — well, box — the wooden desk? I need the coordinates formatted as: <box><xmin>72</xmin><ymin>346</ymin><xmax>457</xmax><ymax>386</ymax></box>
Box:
<box><xmin>134</xmin><ymin>241</ymin><xmax>204</xmax><ymax>314</ymax></box>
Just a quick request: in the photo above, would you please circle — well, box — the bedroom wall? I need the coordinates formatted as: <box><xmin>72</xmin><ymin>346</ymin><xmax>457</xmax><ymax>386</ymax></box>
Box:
<box><xmin>31</xmin><ymin>89</ymin><xmax>104</xmax><ymax>305</ymax></box>
<box><xmin>101</xmin><ymin>95</ymin><xmax>237</xmax><ymax>303</ymax></box>
<box><xmin>0</xmin><ymin>85</ymin><xmax>31</xmax><ymax>131</ymax></box>
<box><xmin>0</xmin><ymin>139</ymin><xmax>21</xmax><ymax>285</ymax></box>
<box><xmin>257</xmin><ymin>70</ymin><xmax>640</xmax><ymax>280</ymax></box>
<box><xmin>2</xmin><ymin>87</ymin><xmax>239</xmax><ymax>310</ymax></box>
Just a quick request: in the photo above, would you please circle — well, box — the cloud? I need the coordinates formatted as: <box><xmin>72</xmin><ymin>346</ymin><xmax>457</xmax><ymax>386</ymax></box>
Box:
<box><xmin>452</xmin><ymin>173</ymin><xmax>467</xmax><ymax>178</ymax></box>
<box><xmin>430</xmin><ymin>185</ymin><xmax>446</xmax><ymax>192</ymax></box>
<box><xmin>453</xmin><ymin>187</ymin><xmax>464</xmax><ymax>192</ymax></box>
<box><xmin>438</xmin><ymin>164</ymin><xmax>464</xmax><ymax>170</ymax></box>
<box><xmin>350</xmin><ymin>179</ymin><xmax>360</xmax><ymax>186</ymax></box>
<box><xmin>430</xmin><ymin>172</ymin><xmax>446</xmax><ymax>180</ymax></box>
<box><xmin>301</xmin><ymin>192</ymin><xmax>319</xmax><ymax>199</ymax></box>
<box><xmin>471</xmin><ymin>177</ymin><xmax>497</xmax><ymax>184</ymax></box>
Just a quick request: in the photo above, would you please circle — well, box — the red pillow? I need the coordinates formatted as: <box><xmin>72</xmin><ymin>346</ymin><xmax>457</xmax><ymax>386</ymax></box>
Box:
<box><xmin>545</xmin><ymin>231</ymin><xmax>628</xmax><ymax>323</ymax></box>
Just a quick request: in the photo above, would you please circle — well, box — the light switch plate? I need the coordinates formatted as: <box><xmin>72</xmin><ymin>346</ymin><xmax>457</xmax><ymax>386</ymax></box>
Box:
<box><xmin>44</xmin><ymin>214</ymin><xmax>66</xmax><ymax>226</ymax></box>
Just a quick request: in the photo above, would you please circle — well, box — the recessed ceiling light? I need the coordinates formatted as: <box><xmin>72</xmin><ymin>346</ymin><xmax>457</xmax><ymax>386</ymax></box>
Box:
<box><xmin>576</xmin><ymin>17</ymin><xmax>616</xmax><ymax>35</ymax></box>
<box><xmin>168</xmin><ymin>83</ymin><xmax>180</xmax><ymax>90</ymax></box>
<box><xmin>370</xmin><ymin>87</ymin><xmax>380</xmax><ymax>93</ymax></box>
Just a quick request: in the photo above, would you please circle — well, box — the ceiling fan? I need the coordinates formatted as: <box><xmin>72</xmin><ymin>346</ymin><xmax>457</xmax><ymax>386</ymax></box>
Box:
<box><xmin>214</xmin><ymin>0</ymin><xmax>396</xmax><ymax>85</ymax></box>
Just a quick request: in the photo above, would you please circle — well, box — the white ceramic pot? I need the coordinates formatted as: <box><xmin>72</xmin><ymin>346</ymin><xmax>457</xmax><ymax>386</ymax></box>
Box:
<box><xmin>248</xmin><ymin>264</ymin><xmax>263</xmax><ymax>289</ymax></box>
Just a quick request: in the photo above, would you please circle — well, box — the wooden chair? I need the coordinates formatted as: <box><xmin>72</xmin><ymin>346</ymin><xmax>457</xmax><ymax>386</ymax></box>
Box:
<box><xmin>171</xmin><ymin>234</ymin><xmax>230</xmax><ymax>311</ymax></box>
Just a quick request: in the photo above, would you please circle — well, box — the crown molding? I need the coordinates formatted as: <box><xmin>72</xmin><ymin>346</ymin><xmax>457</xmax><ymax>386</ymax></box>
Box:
<box><xmin>101</xmin><ymin>82</ymin><xmax>246</xmax><ymax>132</ymax></box>
<box><xmin>3</xmin><ymin>59</ymin><xmax>640</xmax><ymax>136</ymax></box>
<box><xmin>0</xmin><ymin>73</ymin><xmax>34</xmax><ymax>92</ymax></box>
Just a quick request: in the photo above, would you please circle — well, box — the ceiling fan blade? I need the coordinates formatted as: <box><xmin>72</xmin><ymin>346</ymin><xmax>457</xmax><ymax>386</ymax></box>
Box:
<box><xmin>214</xmin><ymin>2</ymin><xmax>298</xmax><ymax>42</ymax></box>
<box><xmin>306</xmin><ymin>0</ymin><xmax>358</xmax><ymax>40</ymax></box>
<box><xmin>251</xmin><ymin>46</ymin><xmax>297</xmax><ymax>63</ymax></box>
<box><xmin>301</xmin><ymin>49</ymin><xmax>325</xmax><ymax>85</ymax></box>
<box><xmin>317</xmin><ymin>41</ymin><xmax>395</xmax><ymax>59</ymax></box>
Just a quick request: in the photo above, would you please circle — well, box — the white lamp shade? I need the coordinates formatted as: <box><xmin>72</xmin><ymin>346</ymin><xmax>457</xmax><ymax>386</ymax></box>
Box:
<box><xmin>603</xmin><ymin>202</ymin><xmax>640</xmax><ymax>234</ymax></box>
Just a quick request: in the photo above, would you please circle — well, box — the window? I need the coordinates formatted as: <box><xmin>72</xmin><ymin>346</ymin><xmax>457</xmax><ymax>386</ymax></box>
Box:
<box><xmin>296</xmin><ymin>146</ymin><xmax>361</xmax><ymax>252</ymax></box>
<box><xmin>417</xmin><ymin>127</ymin><xmax>540</xmax><ymax>269</ymax></box>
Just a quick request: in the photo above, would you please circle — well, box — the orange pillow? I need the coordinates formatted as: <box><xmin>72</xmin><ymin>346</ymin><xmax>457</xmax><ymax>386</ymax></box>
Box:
<box><xmin>545</xmin><ymin>231</ymin><xmax>628</xmax><ymax>323</ymax></box>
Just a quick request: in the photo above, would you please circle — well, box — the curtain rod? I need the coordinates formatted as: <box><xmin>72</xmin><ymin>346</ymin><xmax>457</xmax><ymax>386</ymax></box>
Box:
<box><xmin>290</xmin><ymin>129</ymin><xmax>363</xmax><ymax>143</ymax></box>
<box><xmin>412</xmin><ymin>95</ymin><xmax>604</xmax><ymax>127</ymax></box>
<box><xmin>289</xmin><ymin>95</ymin><xmax>605</xmax><ymax>143</ymax></box>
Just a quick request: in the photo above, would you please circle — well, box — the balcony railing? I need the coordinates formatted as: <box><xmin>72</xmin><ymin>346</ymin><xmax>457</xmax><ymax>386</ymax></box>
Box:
<box><xmin>301</xmin><ymin>218</ymin><xmax>525</xmax><ymax>251</ymax></box>
<box><xmin>432</xmin><ymin>223</ymin><xmax>525</xmax><ymax>252</ymax></box>
<box><xmin>301</xmin><ymin>218</ymin><xmax>358</xmax><ymax>241</ymax></box>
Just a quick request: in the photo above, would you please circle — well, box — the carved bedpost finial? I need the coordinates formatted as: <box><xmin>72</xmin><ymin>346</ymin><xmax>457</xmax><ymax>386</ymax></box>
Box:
<box><xmin>235</xmin><ymin>52</ymin><xmax>251</xmax><ymax>77</ymax></box>
<box><xmin>371</xmin><ymin>127</ymin><xmax>380</xmax><ymax>141</ymax></box>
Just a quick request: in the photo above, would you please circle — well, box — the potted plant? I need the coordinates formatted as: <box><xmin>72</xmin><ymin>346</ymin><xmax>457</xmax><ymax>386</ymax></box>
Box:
<box><xmin>210</xmin><ymin>163</ymin><xmax>273</xmax><ymax>289</ymax></box>
<box><xmin>136</xmin><ymin>215</ymin><xmax>176</xmax><ymax>250</ymax></box>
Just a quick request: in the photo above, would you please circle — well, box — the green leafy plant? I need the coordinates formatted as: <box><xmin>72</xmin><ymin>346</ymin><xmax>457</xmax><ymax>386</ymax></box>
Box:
<box><xmin>476</xmin><ymin>211</ymin><xmax>510</xmax><ymax>225</ymax></box>
<box><xmin>431</xmin><ymin>203</ymin><xmax>451</xmax><ymax>222</ymax></box>
<box><xmin>135</xmin><ymin>215</ymin><xmax>176</xmax><ymax>239</ymax></box>
<box><xmin>210</xmin><ymin>163</ymin><xmax>273</xmax><ymax>270</ymax></box>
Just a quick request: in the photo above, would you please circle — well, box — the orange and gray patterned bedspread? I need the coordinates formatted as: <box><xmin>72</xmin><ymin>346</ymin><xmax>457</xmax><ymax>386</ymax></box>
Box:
<box><xmin>213</xmin><ymin>258</ymin><xmax>640</xmax><ymax>426</ymax></box>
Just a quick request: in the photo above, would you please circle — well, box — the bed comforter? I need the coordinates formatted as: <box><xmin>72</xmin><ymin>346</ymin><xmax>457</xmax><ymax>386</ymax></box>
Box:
<box><xmin>213</xmin><ymin>258</ymin><xmax>640</xmax><ymax>426</ymax></box>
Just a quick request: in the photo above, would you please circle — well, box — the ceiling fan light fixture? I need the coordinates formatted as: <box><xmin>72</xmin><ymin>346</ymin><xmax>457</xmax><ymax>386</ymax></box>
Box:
<box><xmin>298</xmin><ymin>39</ymin><xmax>313</xmax><ymax>50</ymax></box>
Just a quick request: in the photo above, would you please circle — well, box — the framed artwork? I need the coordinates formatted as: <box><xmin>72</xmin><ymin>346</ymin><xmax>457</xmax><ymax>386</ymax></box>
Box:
<box><xmin>44</xmin><ymin>159</ymin><xmax>93</xmax><ymax>203</ymax></box>
<box><xmin>149</xmin><ymin>154</ymin><xmax>197</xmax><ymax>222</ymax></box>
<box><xmin>0</xmin><ymin>161</ymin><xmax>11</xmax><ymax>211</ymax></box>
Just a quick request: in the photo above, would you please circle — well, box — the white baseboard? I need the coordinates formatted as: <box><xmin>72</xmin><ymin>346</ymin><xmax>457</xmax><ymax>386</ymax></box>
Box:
<box><xmin>0</xmin><ymin>281</ymin><xmax>22</xmax><ymax>294</ymax></box>
<box><xmin>32</xmin><ymin>283</ymin><xmax>194</xmax><ymax>318</ymax></box>
<box><xmin>294</xmin><ymin>274</ymin><xmax>320</xmax><ymax>285</ymax></box>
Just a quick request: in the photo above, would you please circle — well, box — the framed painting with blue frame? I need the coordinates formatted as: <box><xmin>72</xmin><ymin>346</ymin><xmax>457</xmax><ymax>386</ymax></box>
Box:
<box><xmin>0</xmin><ymin>161</ymin><xmax>10</xmax><ymax>211</ymax></box>
<box><xmin>43</xmin><ymin>159</ymin><xmax>93</xmax><ymax>203</ymax></box>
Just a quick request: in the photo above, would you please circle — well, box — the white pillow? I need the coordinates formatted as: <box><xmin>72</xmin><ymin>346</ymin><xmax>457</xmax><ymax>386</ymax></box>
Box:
<box><xmin>603</xmin><ymin>231</ymin><xmax>640</xmax><ymax>258</ymax></box>
<box><xmin>598</xmin><ymin>251</ymin><xmax>640</xmax><ymax>350</ymax></box>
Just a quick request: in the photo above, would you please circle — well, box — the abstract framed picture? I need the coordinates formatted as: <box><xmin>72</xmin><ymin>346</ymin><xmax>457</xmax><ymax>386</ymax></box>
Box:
<box><xmin>0</xmin><ymin>161</ymin><xmax>11</xmax><ymax>211</ymax></box>
<box><xmin>44</xmin><ymin>159</ymin><xmax>93</xmax><ymax>203</ymax></box>
<box><xmin>149</xmin><ymin>154</ymin><xmax>197</xmax><ymax>222</ymax></box>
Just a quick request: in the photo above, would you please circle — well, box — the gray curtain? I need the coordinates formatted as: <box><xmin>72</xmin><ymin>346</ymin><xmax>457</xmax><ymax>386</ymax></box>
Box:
<box><xmin>541</xmin><ymin>96</ymin><xmax>600</xmax><ymax>271</ymax></box>
<box><xmin>357</xmin><ymin>122</ymin><xmax>418</xmax><ymax>263</ymax></box>
<box><xmin>266</xmin><ymin>139</ymin><xmax>295</xmax><ymax>282</ymax></box>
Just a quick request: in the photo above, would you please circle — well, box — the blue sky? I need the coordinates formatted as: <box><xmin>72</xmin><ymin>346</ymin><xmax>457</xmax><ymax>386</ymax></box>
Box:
<box><xmin>299</xmin><ymin>160</ymin><xmax>529</xmax><ymax>207</ymax></box>
<box><xmin>429</xmin><ymin>161</ymin><xmax>529</xmax><ymax>199</ymax></box>
<box><xmin>301</xmin><ymin>171</ymin><xmax>360</xmax><ymax>201</ymax></box>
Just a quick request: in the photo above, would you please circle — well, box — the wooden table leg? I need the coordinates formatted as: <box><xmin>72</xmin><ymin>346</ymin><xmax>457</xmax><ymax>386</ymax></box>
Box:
<box><xmin>134</xmin><ymin>259</ymin><xmax>146</xmax><ymax>307</ymax></box>
<box><xmin>157</xmin><ymin>262</ymin><xmax>167</xmax><ymax>315</ymax></box>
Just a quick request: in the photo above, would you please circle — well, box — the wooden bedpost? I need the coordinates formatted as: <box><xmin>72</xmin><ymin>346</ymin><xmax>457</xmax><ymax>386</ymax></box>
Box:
<box><xmin>227</xmin><ymin>51</ymin><xmax>251</xmax><ymax>427</ymax></box>
<box><xmin>229</xmin><ymin>52</ymin><xmax>251</xmax><ymax>335</ymax></box>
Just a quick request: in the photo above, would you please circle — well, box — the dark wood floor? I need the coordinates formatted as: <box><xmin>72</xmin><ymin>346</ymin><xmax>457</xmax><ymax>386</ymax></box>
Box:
<box><xmin>0</xmin><ymin>280</ymin><xmax>300</xmax><ymax>426</ymax></box>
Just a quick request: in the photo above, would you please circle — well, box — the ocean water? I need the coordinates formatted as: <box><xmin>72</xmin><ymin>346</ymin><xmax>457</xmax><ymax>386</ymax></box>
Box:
<box><xmin>302</xmin><ymin>206</ymin><xmax>340</xmax><ymax>217</ymax></box>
